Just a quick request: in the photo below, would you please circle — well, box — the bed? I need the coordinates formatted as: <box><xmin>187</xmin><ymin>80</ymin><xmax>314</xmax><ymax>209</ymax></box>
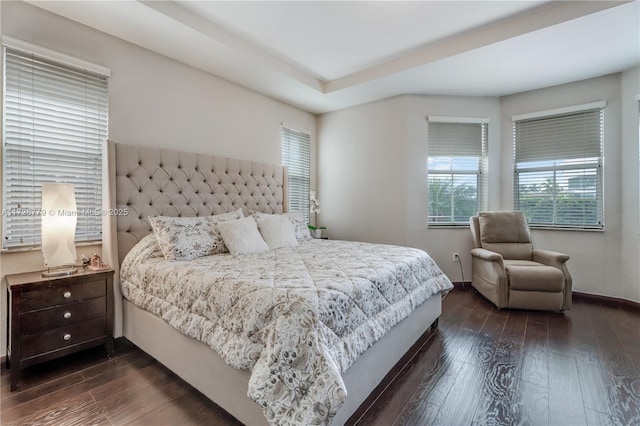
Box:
<box><xmin>105</xmin><ymin>141</ymin><xmax>452</xmax><ymax>425</ymax></box>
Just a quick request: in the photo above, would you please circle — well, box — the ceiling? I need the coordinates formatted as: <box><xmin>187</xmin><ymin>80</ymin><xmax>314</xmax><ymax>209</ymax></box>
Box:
<box><xmin>29</xmin><ymin>1</ymin><xmax>640</xmax><ymax>114</ymax></box>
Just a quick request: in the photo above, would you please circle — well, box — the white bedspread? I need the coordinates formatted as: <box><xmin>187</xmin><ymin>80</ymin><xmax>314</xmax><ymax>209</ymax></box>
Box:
<box><xmin>120</xmin><ymin>236</ymin><xmax>452</xmax><ymax>425</ymax></box>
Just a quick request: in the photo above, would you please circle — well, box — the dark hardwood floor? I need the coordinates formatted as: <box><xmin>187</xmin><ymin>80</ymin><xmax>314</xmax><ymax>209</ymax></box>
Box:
<box><xmin>2</xmin><ymin>287</ymin><xmax>638</xmax><ymax>425</ymax></box>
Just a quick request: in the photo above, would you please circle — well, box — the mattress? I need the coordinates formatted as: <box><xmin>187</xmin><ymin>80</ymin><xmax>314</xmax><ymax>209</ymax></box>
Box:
<box><xmin>120</xmin><ymin>236</ymin><xmax>452</xmax><ymax>425</ymax></box>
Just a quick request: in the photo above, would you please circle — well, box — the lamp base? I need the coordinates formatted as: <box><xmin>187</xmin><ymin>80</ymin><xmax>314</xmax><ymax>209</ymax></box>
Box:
<box><xmin>42</xmin><ymin>266</ymin><xmax>78</xmax><ymax>278</ymax></box>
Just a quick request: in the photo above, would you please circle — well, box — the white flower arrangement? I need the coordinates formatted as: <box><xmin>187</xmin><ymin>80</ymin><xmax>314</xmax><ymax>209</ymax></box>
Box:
<box><xmin>308</xmin><ymin>190</ymin><xmax>326</xmax><ymax>231</ymax></box>
<box><xmin>309</xmin><ymin>190</ymin><xmax>320</xmax><ymax>215</ymax></box>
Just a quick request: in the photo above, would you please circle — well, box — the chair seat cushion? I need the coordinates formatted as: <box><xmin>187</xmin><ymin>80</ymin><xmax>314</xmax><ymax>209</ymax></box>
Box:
<box><xmin>505</xmin><ymin>263</ymin><xmax>565</xmax><ymax>292</ymax></box>
<box><xmin>504</xmin><ymin>260</ymin><xmax>541</xmax><ymax>267</ymax></box>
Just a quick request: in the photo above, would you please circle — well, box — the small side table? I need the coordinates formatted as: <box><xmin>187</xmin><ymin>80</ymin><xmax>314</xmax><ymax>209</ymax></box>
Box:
<box><xmin>6</xmin><ymin>268</ymin><xmax>114</xmax><ymax>391</ymax></box>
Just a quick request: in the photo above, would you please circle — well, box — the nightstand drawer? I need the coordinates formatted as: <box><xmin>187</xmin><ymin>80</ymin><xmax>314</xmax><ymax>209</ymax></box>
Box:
<box><xmin>21</xmin><ymin>317</ymin><xmax>106</xmax><ymax>360</ymax></box>
<box><xmin>21</xmin><ymin>297</ymin><xmax>106</xmax><ymax>334</ymax></box>
<box><xmin>21</xmin><ymin>279</ymin><xmax>106</xmax><ymax>311</ymax></box>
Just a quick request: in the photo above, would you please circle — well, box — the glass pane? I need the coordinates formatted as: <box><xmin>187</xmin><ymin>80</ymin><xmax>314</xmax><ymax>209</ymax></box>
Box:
<box><xmin>452</xmin><ymin>174</ymin><xmax>478</xmax><ymax>222</ymax></box>
<box><xmin>428</xmin><ymin>157</ymin><xmax>453</xmax><ymax>171</ymax></box>
<box><xmin>451</xmin><ymin>157</ymin><xmax>479</xmax><ymax>171</ymax></box>
<box><xmin>428</xmin><ymin>175</ymin><xmax>453</xmax><ymax>222</ymax></box>
<box><xmin>428</xmin><ymin>156</ymin><xmax>479</xmax><ymax>171</ymax></box>
<box><xmin>428</xmin><ymin>173</ymin><xmax>478</xmax><ymax>223</ymax></box>
<box><xmin>516</xmin><ymin>167</ymin><xmax>601</xmax><ymax>227</ymax></box>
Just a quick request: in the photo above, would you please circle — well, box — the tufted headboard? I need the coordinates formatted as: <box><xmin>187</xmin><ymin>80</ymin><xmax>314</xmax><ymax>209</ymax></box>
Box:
<box><xmin>111</xmin><ymin>141</ymin><xmax>288</xmax><ymax>264</ymax></box>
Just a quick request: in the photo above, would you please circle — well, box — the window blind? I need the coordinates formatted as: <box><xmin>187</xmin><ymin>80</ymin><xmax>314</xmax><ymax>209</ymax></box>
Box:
<box><xmin>513</xmin><ymin>108</ymin><xmax>603</xmax><ymax>229</ymax></box>
<box><xmin>281</xmin><ymin>126</ymin><xmax>310</xmax><ymax>222</ymax></box>
<box><xmin>3</xmin><ymin>47</ymin><xmax>108</xmax><ymax>249</ymax></box>
<box><xmin>427</xmin><ymin>121</ymin><xmax>488</xmax><ymax>225</ymax></box>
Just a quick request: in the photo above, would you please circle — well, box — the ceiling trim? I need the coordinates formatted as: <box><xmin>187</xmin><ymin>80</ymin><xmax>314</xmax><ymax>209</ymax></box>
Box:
<box><xmin>20</xmin><ymin>0</ymin><xmax>638</xmax><ymax>114</ymax></box>
<box><xmin>141</xmin><ymin>0</ymin><xmax>630</xmax><ymax>95</ymax></box>
<box><xmin>139</xmin><ymin>0</ymin><xmax>325</xmax><ymax>92</ymax></box>
<box><xmin>325</xmin><ymin>1</ymin><xmax>630</xmax><ymax>93</ymax></box>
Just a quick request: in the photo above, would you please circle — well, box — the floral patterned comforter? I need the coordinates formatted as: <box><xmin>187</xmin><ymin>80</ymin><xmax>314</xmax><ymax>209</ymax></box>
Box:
<box><xmin>120</xmin><ymin>236</ymin><xmax>452</xmax><ymax>425</ymax></box>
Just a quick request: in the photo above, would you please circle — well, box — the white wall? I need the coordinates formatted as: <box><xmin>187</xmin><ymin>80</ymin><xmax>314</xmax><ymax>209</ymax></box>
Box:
<box><xmin>319</xmin><ymin>74</ymin><xmax>640</xmax><ymax>303</ymax></box>
<box><xmin>317</xmin><ymin>96</ymin><xmax>408</xmax><ymax>246</ymax></box>
<box><xmin>620</xmin><ymin>66</ymin><xmax>640</xmax><ymax>302</ymax></box>
<box><xmin>0</xmin><ymin>1</ymin><xmax>316</xmax><ymax>356</ymax></box>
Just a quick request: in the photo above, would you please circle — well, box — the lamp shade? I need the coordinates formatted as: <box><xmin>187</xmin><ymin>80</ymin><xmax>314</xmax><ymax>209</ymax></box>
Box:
<box><xmin>41</xmin><ymin>183</ymin><xmax>77</xmax><ymax>268</ymax></box>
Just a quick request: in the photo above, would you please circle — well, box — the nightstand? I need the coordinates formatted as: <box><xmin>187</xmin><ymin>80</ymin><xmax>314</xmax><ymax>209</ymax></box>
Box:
<box><xmin>6</xmin><ymin>268</ymin><xmax>114</xmax><ymax>391</ymax></box>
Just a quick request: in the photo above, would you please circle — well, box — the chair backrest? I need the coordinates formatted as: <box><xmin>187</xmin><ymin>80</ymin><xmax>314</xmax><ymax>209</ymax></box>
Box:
<box><xmin>470</xmin><ymin>211</ymin><xmax>533</xmax><ymax>260</ymax></box>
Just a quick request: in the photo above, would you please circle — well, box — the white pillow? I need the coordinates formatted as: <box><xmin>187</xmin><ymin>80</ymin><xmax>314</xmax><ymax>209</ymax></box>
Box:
<box><xmin>208</xmin><ymin>209</ymin><xmax>245</xmax><ymax>252</ymax></box>
<box><xmin>250</xmin><ymin>210</ymin><xmax>311</xmax><ymax>242</ymax></box>
<box><xmin>217</xmin><ymin>217</ymin><xmax>269</xmax><ymax>255</ymax></box>
<box><xmin>256</xmin><ymin>214</ymin><xmax>298</xmax><ymax>249</ymax></box>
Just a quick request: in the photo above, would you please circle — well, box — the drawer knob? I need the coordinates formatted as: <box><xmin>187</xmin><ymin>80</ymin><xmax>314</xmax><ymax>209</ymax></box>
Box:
<box><xmin>63</xmin><ymin>291</ymin><xmax>71</xmax><ymax>299</ymax></box>
<box><xmin>63</xmin><ymin>312</ymin><xmax>72</xmax><ymax>319</ymax></box>
<box><xmin>63</xmin><ymin>333</ymin><xmax>72</xmax><ymax>341</ymax></box>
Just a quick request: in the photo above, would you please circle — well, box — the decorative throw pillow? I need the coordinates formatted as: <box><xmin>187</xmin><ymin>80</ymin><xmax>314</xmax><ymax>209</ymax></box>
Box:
<box><xmin>217</xmin><ymin>217</ymin><xmax>269</xmax><ymax>255</ymax></box>
<box><xmin>149</xmin><ymin>209</ymin><xmax>243</xmax><ymax>260</ymax></box>
<box><xmin>256</xmin><ymin>214</ymin><xmax>298</xmax><ymax>249</ymax></box>
<box><xmin>250</xmin><ymin>210</ymin><xmax>311</xmax><ymax>242</ymax></box>
<box><xmin>208</xmin><ymin>208</ymin><xmax>245</xmax><ymax>253</ymax></box>
<box><xmin>149</xmin><ymin>216</ymin><xmax>219</xmax><ymax>261</ymax></box>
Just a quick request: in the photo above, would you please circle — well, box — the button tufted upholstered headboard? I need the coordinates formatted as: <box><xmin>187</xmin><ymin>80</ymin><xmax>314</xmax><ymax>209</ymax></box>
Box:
<box><xmin>112</xmin><ymin>141</ymin><xmax>288</xmax><ymax>264</ymax></box>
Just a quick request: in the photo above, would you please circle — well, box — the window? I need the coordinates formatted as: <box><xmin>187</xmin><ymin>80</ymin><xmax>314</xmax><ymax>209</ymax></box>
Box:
<box><xmin>513</xmin><ymin>103</ymin><xmax>604</xmax><ymax>230</ymax></box>
<box><xmin>3</xmin><ymin>41</ymin><xmax>109</xmax><ymax>250</ymax></box>
<box><xmin>281</xmin><ymin>126</ymin><xmax>310</xmax><ymax>222</ymax></box>
<box><xmin>427</xmin><ymin>119</ymin><xmax>488</xmax><ymax>225</ymax></box>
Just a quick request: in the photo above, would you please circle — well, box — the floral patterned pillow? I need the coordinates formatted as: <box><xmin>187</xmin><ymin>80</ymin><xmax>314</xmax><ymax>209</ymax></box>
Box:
<box><xmin>149</xmin><ymin>209</ymin><xmax>243</xmax><ymax>260</ymax></box>
<box><xmin>250</xmin><ymin>210</ymin><xmax>311</xmax><ymax>242</ymax></box>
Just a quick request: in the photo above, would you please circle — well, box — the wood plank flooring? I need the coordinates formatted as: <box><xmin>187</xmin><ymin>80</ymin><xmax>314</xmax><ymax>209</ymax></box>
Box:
<box><xmin>2</xmin><ymin>287</ymin><xmax>638</xmax><ymax>425</ymax></box>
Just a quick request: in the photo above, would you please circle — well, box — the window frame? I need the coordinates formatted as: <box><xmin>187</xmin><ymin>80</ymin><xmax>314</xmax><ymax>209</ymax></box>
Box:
<box><xmin>427</xmin><ymin>117</ymin><xmax>489</xmax><ymax>227</ymax></box>
<box><xmin>2</xmin><ymin>39</ymin><xmax>109</xmax><ymax>251</ymax></box>
<box><xmin>281</xmin><ymin>124</ymin><xmax>311</xmax><ymax>223</ymax></box>
<box><xmin>512</xmin><ymin>102</ymin><xmax>605</xmax><ymax>231</ymax></box>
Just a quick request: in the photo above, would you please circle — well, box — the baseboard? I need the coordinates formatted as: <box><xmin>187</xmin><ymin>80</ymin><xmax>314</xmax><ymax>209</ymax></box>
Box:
<box><xmin>451</xmin><ymin>281</ymin><xmax>472</xmax><ymax>289</ymax></box>
<box><xmin>573</xmin><ymin>291</ymin><xmax>640</xmax><ymax>311</ymax></box>
<box><xmin>451</xmin><ymin>284</ymin><xmax>638</xmax><ymax>311</ymax></box>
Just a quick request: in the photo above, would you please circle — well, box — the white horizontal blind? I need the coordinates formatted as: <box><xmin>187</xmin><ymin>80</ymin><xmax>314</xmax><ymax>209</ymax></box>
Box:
<box><xmin>513</xmin><ymin>108</ymin><xmax>603</xmax><ymax>229</ymax></box>
<box><xmin>281</xmin><ymin>126</ymin><xmax>310</xmax><ymax>222</ymax></box>
<box><xmin>427</xmin><ymin>121</ymin><xmax>488</xmax><ymax>225</ymax></box>
<box><xmin>3</xmin><ymin>47</ymin><xmax>108</xmax><ymax>249</ymax></box>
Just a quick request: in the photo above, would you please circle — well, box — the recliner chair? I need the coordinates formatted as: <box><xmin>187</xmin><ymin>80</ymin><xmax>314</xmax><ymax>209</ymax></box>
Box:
<box><xmin>469</xmin><ymin>211</ymin><xmax>572</xmax><ymax>311</ymax></box>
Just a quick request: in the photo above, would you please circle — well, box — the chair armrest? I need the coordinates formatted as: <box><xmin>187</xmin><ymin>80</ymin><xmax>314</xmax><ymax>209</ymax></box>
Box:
<box><xmin>532</xmin><ymin>249</ymin><xmax>569</xmax><ymax>268</ymax></box>
<box><xmin>533</xmin><ymin>249</ymin><xmax>572</xmax><ymax>310</ymax></box>
<box><xmin>470</xmin><ymin>248</ymin><xmax>507</xmax><ymax>307</ymax></box>
<box><xmin>470</xmin><ymin>248</ymin><xmax>504</xmax><ymax>266</ymax></box>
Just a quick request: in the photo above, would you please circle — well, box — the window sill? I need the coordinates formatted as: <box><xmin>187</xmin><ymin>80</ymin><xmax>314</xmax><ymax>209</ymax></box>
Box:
<box><xmin>2</xmin><ymin>240</ymin><xmax>102</xmax><ymax>254</ymax></box>
<box><xmin>529</xmin><ymin>226</ymin><xmax>604</xmax><ymax>232</ymax></box>
<box><xmin>427</xmin><ymin>224</ymin><xmax>470</xmax><ymax>229</ymax></box>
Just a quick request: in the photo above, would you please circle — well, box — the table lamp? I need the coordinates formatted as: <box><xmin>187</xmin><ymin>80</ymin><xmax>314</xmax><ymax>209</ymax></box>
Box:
<box><xmin>41</xmin><ymin>183</ymin><xmax>78</xmax><ymax>277</ymax></box>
